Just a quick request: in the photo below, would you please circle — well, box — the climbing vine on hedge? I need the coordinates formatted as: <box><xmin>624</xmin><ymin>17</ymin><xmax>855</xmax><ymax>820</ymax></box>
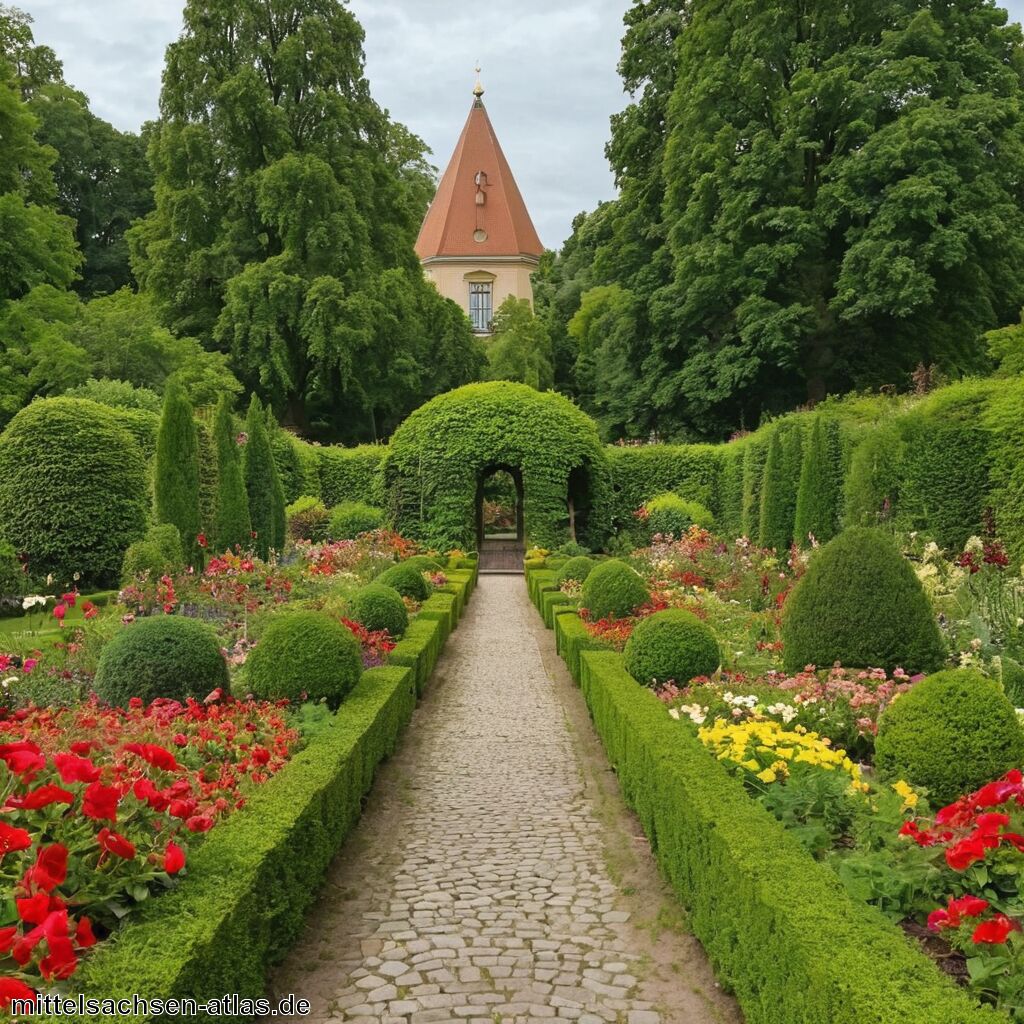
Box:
<box><xmin>380</xmin><ymin>382</ymin><xmax>611</xmax><ymax>550</ymax></box>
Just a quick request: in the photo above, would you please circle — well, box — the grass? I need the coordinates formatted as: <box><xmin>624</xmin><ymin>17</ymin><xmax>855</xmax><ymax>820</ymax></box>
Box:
<box><xmin>0</xmin><ymin>590</ymin><xmax>117</xmax><ymax>654</ymax></box>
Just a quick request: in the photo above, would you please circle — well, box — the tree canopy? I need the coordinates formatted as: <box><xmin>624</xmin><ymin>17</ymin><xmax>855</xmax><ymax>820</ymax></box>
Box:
<box><xmin>128</xmin><ymin>0</ymin><xmax>480</xmax><ymax>438</ymax></box>
<box><xmin>540</xmin><ymin>0</ymin><xmax>1024</xmax><ymax>440</ymax></box>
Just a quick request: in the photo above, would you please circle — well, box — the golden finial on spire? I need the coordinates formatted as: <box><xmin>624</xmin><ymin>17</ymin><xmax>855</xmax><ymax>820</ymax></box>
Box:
<box><xmin>473</xmin><ymin>63</ymin><xmax>484</xmax><ymax>99</ymax></box>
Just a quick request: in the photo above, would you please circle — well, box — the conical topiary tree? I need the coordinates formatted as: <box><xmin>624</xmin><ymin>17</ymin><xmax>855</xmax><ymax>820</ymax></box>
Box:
<box><xmin>154</xmin><ymin>380</ymin><xmax>201</xmax><ymax>563</ymax></box>
<box><xmin>759</xmin><ymin>423</ymin><xmax>803</xmax><ymax>551</ymax></box>
<box><xmin>242</xmin><ymin>395</ymin><xmax>285</xmax><ymax>560</ymax></box>
<box><xmin>781</xmin><ymin>526</ymin><xmax>945</xmax><ymax>674</ymax></box>
<box><xmin>213</xmin><ymin>394</ymin><xmax>251</xmax><ymax>552</ymax></box>
<box><xmin>265</xmin><ymin>405</ymin><xmax>288</xmax><ymax>552</ymax></box>
<box><xmin>794</xmin><ymin>416</ymin><xmax>842</xmax><ymax>546</ymax></box>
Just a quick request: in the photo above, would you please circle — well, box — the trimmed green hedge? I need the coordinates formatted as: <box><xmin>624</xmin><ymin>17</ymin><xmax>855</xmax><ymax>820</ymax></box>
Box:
<box><xmin>389</xmin><ymin>617</ymin><xmax>445</xmax><ymax>695</ymax></box>
<box><xmin>605</xmin><ymin>444</ymin><xmax>721</xmax><ymax>527</ymax></box>
<box><xmin>575</xmin><ymin>650</ymin><xmax>995</xmax><ymax>1024</ymax></box>
<box><xmin>417</xmin><ymin>591</ymin><xmax>458</xmax><ymax>638</ymax></box>
<box><xmin>318</xmin><ymin>445</ymin><xmax>387</xmax><ymax>507</ymax></box>
<box><xmin>554</xmin><ymin>610</ymin><xmax>611</xmax><ymax>684</ymax></box>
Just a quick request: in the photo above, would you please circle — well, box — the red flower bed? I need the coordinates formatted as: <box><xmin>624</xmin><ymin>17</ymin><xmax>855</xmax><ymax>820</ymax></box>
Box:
<box><xmin>0</xmin><ymin>693</ymin><xmax>300</xmax><ymax>1004</ymax></box>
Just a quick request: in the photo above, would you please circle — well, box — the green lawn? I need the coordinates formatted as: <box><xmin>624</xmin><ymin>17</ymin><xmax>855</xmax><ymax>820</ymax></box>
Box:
<box><xmin>0</xmin><ymin>591</ymin><xmax>117</xmax><ymax>655</ymax></box>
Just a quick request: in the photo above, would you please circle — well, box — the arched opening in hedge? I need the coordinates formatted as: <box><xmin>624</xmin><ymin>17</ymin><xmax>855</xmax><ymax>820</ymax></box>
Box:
<box><xmin>476</xmin><ymin>465</ymin><xmax>524</xmax><ymax>547</ymax></box>
<box><xmin>381</xmin><ymin>382</ymin><xmax>610</xmax><ymax>552</ymax></box>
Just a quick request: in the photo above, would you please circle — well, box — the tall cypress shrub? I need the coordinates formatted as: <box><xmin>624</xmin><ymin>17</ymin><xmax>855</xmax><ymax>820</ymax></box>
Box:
<box><xmin>243</xmin><ymin>395</ymin><xmax>285</xmax><ymax>559</ymax></box>
<box><xmin>265</xmin><ymin>406</ymin><xmax>288</xmax><ymax>552</ymax></box>
<box><xmin>759</xmin><ymin>422</ymin><xmax>804</xmax><ymax>552</ymax></box>
<box><xmin>740</xmin><ymin>437</ymin><xmax>769</xmax><ymax>539</ymax></box>
<box><xmin>213</xmin><ymin>395</ymin><xmax>251</xmax><ymax>551</ymax></box>
<box><xmin>154</xmin><ymin>380</ymin><xmax>201</xmax><ymax>562</ymax></box>
<box><xmin>794</xmin><ymin>416</ymin><xmax>842</xmax><ymax>545</ymax></box>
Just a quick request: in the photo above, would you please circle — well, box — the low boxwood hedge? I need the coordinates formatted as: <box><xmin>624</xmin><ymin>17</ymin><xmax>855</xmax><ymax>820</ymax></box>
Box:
<box><xmin>389</xmin><ymin>617</ymin><xmax>445</xmax><ymax>695</ymax></box>
<box><xmin>576</xmin><ymin>649</ymin><xmax>993</xmax><ymax>1024</ymax></box>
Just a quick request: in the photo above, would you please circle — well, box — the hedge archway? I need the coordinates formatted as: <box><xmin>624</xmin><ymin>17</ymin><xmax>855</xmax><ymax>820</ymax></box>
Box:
<box><xmin>381</xmin><ymin>382</ymin><xmax>610</xmax><ymax>551</ymax></box>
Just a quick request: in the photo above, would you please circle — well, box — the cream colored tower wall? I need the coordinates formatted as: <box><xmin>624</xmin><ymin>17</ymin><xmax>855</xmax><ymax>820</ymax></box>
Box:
<box><xmin>422</xmin><ymin>258</ymin><xmax>536</xmax><ymax>326</ymax></box>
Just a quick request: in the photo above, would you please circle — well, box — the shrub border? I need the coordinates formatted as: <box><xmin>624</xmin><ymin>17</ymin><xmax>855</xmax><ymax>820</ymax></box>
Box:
<box><xmin>525</xmin><ymin>562</ymin><xmax>998</xmax><ymax>1024</ymax></box>
<box><xmin>48</xmin><ymin>558</ymin><xmax>476</xmax><ymax>1024</ymax></box>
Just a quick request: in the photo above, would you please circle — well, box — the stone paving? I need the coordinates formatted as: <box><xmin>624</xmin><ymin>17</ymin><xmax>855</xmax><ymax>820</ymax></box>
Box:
<box><xmin>266</xmin><ymin>575</ymin><xmax>740</xmax><ymax>1024</ymax></box>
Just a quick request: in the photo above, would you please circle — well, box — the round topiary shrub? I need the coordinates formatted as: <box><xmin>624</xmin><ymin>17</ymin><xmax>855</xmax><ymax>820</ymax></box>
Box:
<box><xmin>328</xmin><ymin>502</ymin><xmax>384</xmax><ymax>540</ymax></box>
<box><xmin>875</xmin><ymin>669</ymin><xmax>1024</xmax><ymax>805</ymax></box>
<box><xmin>376</xmin><ymin>562</ymin><xmax>430</xmax><ymax>601</ymax></box>
<box><xmin>781</xmin><ymin>527</ymin><xmax>945</xmax><ymax>674</ymax></box>
<box><xmin>555</xmin><ymin>556</ymin><xmax>597</xmax><ymax>588</ymax></box>
<box><xmin>94</xmin><ymin>616</ymin><xmax>228</xmax><ymax>708</ymax></box>
<box><xmin>581</xmin><ymin>559</ymin><xmax>650</xmax><ymax>620</ymax></box>
<box><xmin>0</xmin><ymin>398</ymin><xmax>149</xmax><ymax>586</ymax></box>
<box><xmin>624</xmin><ymin>609</ymin><xmax>721</xmax><ymax>687</ymax></box>
<box><xmin>246</xmin><ymin>611</ymin><xmax>362</xmax><ymax>709</ymax></box>
<box><xmin>644</xmin><ymin>493</ymin><xmax>716</xmax><ymax>537</ymax></box>
<box><xmin>348</xmin><ymin>584</ymin><xmax>408</xmax><ymax>637</ymax></box>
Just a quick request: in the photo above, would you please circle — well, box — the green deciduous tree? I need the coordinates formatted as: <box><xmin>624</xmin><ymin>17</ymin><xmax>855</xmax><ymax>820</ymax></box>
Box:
<box><xmin>129</xmin><ymin>0</ymin><xmax>463</xmax><ymax>436</ymax></box>
<box><xmin>242</xmin><ymin>395</ymin><xmax>285</xmax><ymax>559</ymax></box>
<box><xmin>154</xmin><ymin>380</ymin><xmax>201</xmax><ymax>562</ymax></box>
<box><xmin>212</xmin><ymin>394</ymin><xmax>252</xmax><ymax>552</ymax></box>
<box><xmin>485</xmin><ymin>298</ymin><xmax>553</xmax><ymax>391</ymax></box>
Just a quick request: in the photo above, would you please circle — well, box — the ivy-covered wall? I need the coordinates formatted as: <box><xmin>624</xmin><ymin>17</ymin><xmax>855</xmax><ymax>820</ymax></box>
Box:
<box><xmin>380</xmin><ymin>382</ymin><xmax>611</xmax><ymax>551</ymax></box>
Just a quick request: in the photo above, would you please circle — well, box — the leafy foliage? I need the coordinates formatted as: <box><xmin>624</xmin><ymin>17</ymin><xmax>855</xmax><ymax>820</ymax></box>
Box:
<box><xmin>644</xmin><ymin>493</ymin><xmax>715</xmax><ymax>538</ymax></box>
<box><xmin>0</xmin><ymin>397</ymin><xmax>147</xmax><ymax>585</ymax></box>
<box><xmin>94</xmin><ymin>615</ymin><xmax>228</xmax><ymax>708</ymax></box>
<box><xmin>875</xmin><ymin>670</ymin><xmax>1024</xmax><ymax>806</ymax></box>
<box><xmin>555</xmin><ymin>555</ymin><xmax>597</xmax><ymax>588</ymax></box>
<box><xmin>624</xmin><ymin>608</ymin><xmax>720</xmax><ymax>687</ymax></box>
<box><xmin>782</xmin><ymin>527</ymin><xmax>945</xmax><ymax>674</ymax></box>
<box><xmin>329</xmin><ymin>502</ymin><xmax>384</xmax><ymax>540</ymax></box>
<box><xmin>285</xmin><ymin>495</ymin><xmax>328</xmax><ymax>543</ymax></box>
<box><xmin>245</xmin><ymin>610</ymin><xmax>362</xmax><ymax>710</ymax></box>
<box><xmin>485</xmin><ymin>297</ymin><xmax>553</xmax><ymax>391</ymax></box>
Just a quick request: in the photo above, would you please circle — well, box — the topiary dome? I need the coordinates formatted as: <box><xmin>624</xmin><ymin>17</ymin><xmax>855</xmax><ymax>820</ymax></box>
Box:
<box><xmin>781</xmin><ymin>527</ymin><xmax>945</xmax><ymax>674</ymax></box>
<box><xmin>875</xmin><ymin>669</ymin><xmax>1024</xmax><ymax>805</ymax></box>
<box><xmin>581</xmin><ymin>559</ymin><xmax>650</xmax><ymax>621</ymax></box>
<box><xmin>381</xmin><ymin>382</ymin><xmax>610</xmax><ymax>551</ymax></box>
<box><xmin>555</xmin><ymin>556</ymin><xmax>598</xmax><ymax>587</ymax></box>
<box><xmin>624</xmin><ymin>609</ymin><xmax>721</xmax><ymax>687</ymax></box>
<box><xmin>376</xmin><ymin>562</ymin><xmax>430</xmax><ymax>602</ymax></box>
<box><xmin>348</xmin><ymin>583</ymin><xmax>409</xmax><ymax>637</ymax></box>
<box><xmin>0</xmin><ymin>398</ymin><xmax>149</xmax><ymax>586</ymax></box>
<box><xmin>94</xmin><ymin>616</ymin><xmax>228</xmax><ymax>708</ymax></box>
<box><xmin>246</xmin><ymin>611</ymin><xmax>362</xmax><ymax>709</ymax></box>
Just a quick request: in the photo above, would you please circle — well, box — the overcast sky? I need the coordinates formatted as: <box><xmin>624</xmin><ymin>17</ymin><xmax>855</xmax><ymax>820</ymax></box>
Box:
<box><xmin>18</xmin><ymin>0</ymin><xmax>1024</xmax><ymax>250</ymax></box>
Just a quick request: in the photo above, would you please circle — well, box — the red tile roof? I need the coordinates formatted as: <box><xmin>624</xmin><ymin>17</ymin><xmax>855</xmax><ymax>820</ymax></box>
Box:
<box><xmin>415</xmin><ymin>97</ymin><xmax>544</xmax><ymax>260</ymax></box>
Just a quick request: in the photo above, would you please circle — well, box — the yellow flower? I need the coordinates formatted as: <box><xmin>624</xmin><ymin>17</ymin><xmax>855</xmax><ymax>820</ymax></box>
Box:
<box><xmin>892</xmin><ymin>780</ymin><xmax>919</xmax><ymax>810</ymax></box>
<box><xmin>757</xmin><ymin>768</ymin><xmax>778</xmax><ymax>784</ymax></box>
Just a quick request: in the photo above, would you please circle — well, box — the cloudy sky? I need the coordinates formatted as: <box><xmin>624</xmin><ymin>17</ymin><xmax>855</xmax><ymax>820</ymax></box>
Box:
<box><xmin>18</xmin><ymin>0</ymin><xmax>1024</xmax><ymax>250</ymax></box>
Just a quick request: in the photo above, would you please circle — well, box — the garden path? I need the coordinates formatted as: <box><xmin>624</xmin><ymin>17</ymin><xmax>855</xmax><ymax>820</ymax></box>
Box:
<box><xmin>266</xmin><ymin>575</ymin><xmax>740</xmax><ymax>1024</ymax></box>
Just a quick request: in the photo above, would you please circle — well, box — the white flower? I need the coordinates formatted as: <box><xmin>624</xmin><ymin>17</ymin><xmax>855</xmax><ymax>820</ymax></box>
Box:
<box><xmin>21</xmin><ymin>594</ymin><xmax>50</xmax><ymax>610</ymax></box>
<box><xmin>965</xmin><ymin>536</ymin><xmax>984</xmax><ymax>555</ymax></box>
<box><xmin>668</xmin><ymin>708</ymin><xmax>680</xmax><ymax>720</ymax></box>
<box><xmin>1</xmin><ymin>676</ymin><xmax>16</xmax><ymax>689</ymax></box>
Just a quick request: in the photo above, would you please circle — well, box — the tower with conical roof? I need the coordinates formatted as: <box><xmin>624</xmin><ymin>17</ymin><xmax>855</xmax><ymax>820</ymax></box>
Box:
<box><xmin>415</xmin><ymin>71</ymin><xmax>544</xmax><ymax>335</ymax></box>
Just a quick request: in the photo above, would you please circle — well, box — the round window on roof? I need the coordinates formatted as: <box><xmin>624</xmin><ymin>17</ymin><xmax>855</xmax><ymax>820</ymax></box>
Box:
<box><xmin>473</xmin><ymin>229</ymin><xmax>487</xmax><ymax>243</ymax></box>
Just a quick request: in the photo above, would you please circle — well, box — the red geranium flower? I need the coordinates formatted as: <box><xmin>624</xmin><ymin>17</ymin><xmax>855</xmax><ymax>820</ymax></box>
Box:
<box><xmin>75</xmin><ymin>916</ymin><xmax>96</xmax><ymax>948</ymax></box>
<box><xmin>973</xmin><ymin>914</ymin><xmax>1021</xmax><ymax>945</ymax></box>
<box><xmin>53</xmin><ymin>752</ymin><xmax>100</xmax><ymax>784</ymax></box>
<box><xmin>81</xmin><ymin>781</ymin><xmax>121</xmax><ymax>821</ymax></box>
<box><xmin>96</xmin><ymin>828</ymin><xmax>136</xmax><ymax>860</ymax></box>
<box><xmin>5</xmin><ymin>783</ymin><xmax>74</xmax><ymax>811</ymax></box>
<box><xmin>24</xmin><ymin>844</ymin><xmax>69</xmax><ymax>893</ymax></box>
<box><xmin>0</xmin><ymin>977</ymin><xmax>35</xmax><ymax>1010</ymax></box>
<box><xmin>0</xmin><ymin>821</ymin><xmax>33</xmax><ymax>861</ymax></box>
<box><xmin>163</xmin><ymin>841</ymin><xmax>185</xmax><ymax>874</ymax></box>
<box><xmin>123</xmin><ymin>742</ymin><xmax>179</xmax><ymax>773</ymax></box>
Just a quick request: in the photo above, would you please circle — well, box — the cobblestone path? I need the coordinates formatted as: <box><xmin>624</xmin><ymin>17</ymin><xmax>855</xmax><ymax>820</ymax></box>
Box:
<box><xmin>267</xmin><ymin>575</ymin><xmax>740</xmax><ymax>1024</ymax></box>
